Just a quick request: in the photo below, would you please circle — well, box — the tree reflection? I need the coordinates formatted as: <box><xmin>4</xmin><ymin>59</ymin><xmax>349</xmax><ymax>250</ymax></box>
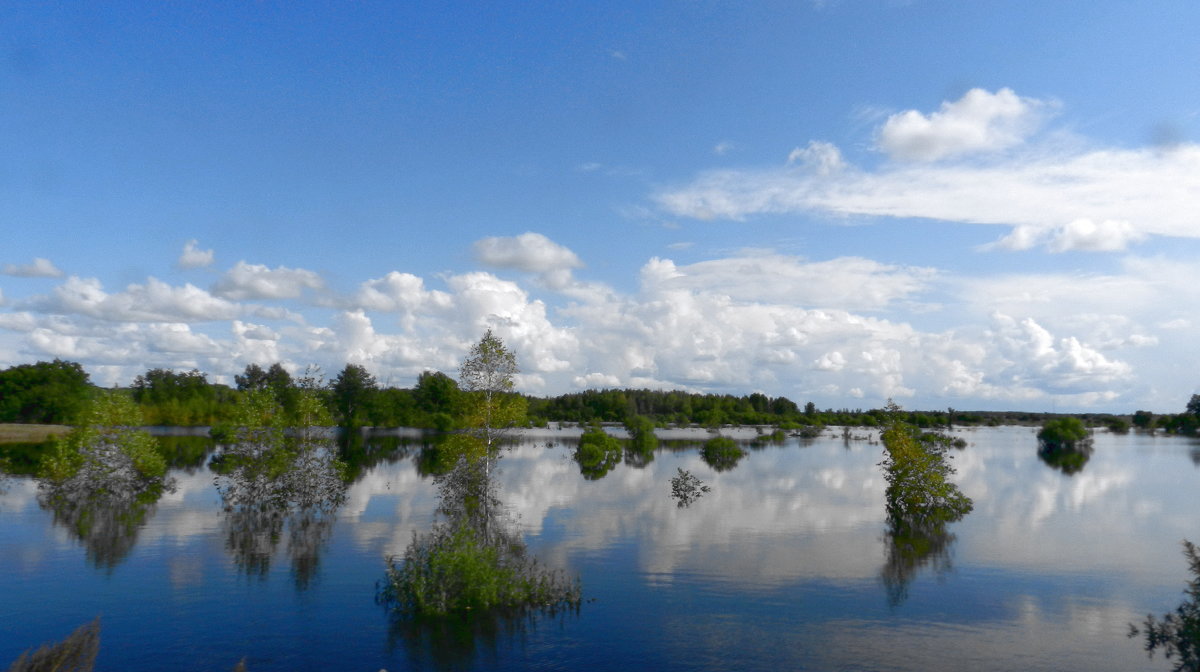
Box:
<box><xmin>213</xmin><ymin>390</ymin><xmax>348</xmax><ymax>590</ymax></box>
<box><xmin>878</xmin><ymin>403</ymin><xmax>972</xmax><ymax>607</ymax></box>
<box><xmin>37</xmin><ymin>394</ymin><xmax>175</xmax><ymax>571</ymax></box>
<box><xmin>1129</xmin><ymin>539</ymin><xmax>1200</xmax><ymax>671</ymax></box>
<box><xmin>1037</xmin><ymin>443</ymin><xmax>1093</xmax><ymax>475</ymax></box>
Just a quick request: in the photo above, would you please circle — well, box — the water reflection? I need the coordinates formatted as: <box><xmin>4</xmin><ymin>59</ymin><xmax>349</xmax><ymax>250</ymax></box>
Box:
<box><xmin>1038</xmin><ymin>443</ymin><xmax>1094</xmax><ymax>475</ymax></box>
<box><xmin>213</xmin><ymin>428</ymin><xmax>348</xmax><ymax>589</ymax></box>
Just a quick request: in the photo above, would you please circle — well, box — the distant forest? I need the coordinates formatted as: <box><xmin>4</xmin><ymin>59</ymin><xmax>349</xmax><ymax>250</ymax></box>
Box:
<box><xmin>1</xmin><ymin>359</ymin><xmax>1197</xmax><ymax>436</ymax></box>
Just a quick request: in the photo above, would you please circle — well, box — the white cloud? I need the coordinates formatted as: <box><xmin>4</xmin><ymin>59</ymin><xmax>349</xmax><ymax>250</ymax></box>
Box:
<box><xmin>3</xmin><ymin>257</ymin><xmax>63</xmax><ymax>278</ymax></box>
<box><xmin>657</xmin><ymin>88</ymin><xmax>1199</xmax><ymax>248</ymax></box>
<box><xmin>212</xmin><ymin>261</ymin><xmax>324</xmax><ymax>300</ymax></box>
<box><xmin>714</xmin><ymin>141</ymin><xmax>735</xmax><ymax>156</ymax></box>
<box><xmin>639</xmin><ymin>253</ymin><xmax>935</xmax><ymax>312</ymax></box>
<box><xmin>28</xmin><ymin>276</ymin><xmax>240</xmax><ymax>323</ymax></box>
<box><xmin>877</xmin><ymin>88</ymin><xmax>1050</xmax><ymax>161</ymax></box>
<box><xmin>786</xmin><ymin>141</ymin><xmax>845</xmax><ymax>175</ymax></box>
<box><xmin>177</xmin><ymin>239</ymin><xmax>215</xmax><ymax>269</ymax></box>
<box><xmin>986</xmin><ymin>219</ymin><xmax>1147</xmax><ymax>253</ymax></box>
<box><xmin>474</xmin><ymin>232</ymin><xmax>583</xmax><ymax>274</ymax></box>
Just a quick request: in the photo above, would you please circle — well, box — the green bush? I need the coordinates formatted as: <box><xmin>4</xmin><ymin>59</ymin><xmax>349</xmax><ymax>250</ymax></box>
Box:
<box><xmin>1037</xmin><ymin>417</ymin><xmax>1091</xmax><ymax>451</ymax></box>
<box><xmin>701</xmin><ymin>436</ymin><xmax>745</xmax><ymax>472</ymax></box>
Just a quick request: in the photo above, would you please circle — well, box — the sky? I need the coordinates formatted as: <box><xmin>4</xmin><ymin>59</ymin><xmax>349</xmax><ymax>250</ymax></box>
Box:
<box><xmin>2</xmin><ymin>1</ymin><xmax>1199</xmax><ymax>413</ymax></box>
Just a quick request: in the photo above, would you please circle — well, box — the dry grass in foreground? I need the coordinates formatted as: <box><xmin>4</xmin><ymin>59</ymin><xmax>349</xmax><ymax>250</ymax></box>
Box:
<box><xmin>0</xmin><ymin>424</ymin><xmax>71</xmax><ymax>444</ymax></box>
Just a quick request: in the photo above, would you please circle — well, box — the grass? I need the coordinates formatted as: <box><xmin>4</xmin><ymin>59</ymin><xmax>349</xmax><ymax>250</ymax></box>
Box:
<box><xmin>0</xmin><ymin>424</ymin><xmax>71</xmax><ymax>444</ymax></box>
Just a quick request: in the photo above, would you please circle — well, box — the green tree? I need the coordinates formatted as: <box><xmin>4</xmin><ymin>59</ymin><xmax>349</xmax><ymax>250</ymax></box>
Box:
<box><xmin>413</xmin><ymin>371</ymin><xmax>464</xmax><ymax>429</ymax></box>
<box><xmin>330</xmin><ymin>364</ymin><xmax>377</xmax><ymax>430</ymax></box>
<box><xmin>1133</xmin><ymin>410</ymin><xmax>1156</xmax><ymax>430</ymax></box>
<box><xmin>0</xmin><ymin>359</ymin><xmax>93</xmax><ymax>425</ymax></box>
<box><xmin>1037</xmin><ymin>417</ymin><xmax>1091</xmax><ymax>451</ymax></box>
<box><xmin>459</xmin><ymin>330</ymin><xmax>525</xmax><ymax>454</ymax></box>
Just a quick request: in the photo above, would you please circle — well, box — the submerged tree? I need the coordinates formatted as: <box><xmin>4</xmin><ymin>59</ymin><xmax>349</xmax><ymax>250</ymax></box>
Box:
<box><xmin>379</xmin><ymin>455</ymin><xmax>581</xmax><ymax>617</ymax></box>
<box><xmin>379</xmin><ymin>333</ymin><xmax>579</xmax><ymax>619</ymax></box>
<box><xmin>701</xmin><ymin>435</ymin><xmax>745</xmax><ymax>472</ymax></box>
<box><xmin>573</xmin><ymin>424</ymin><xmax>622</xmax><ymax>480</ymax></box>
<box><xmin>669</xmin><ymin>468</ymin><xmax>710</xmax><ymax>508</ymax></box>
<box><xmin>1130</xmin><ymin>540</ymin><xmax>1200</xmax><ymax>671</ymax></box>
<box><xmin>37</xmin><ymin>393</ymin><xmax>175</xmax><ymax>570</ymax></box>
<box><xmin>878</xmin><ymin>402</ymin><xmax>973</xmax><ymax>606</ymax></box>
<box><xmin>213</xmin><ymin>386</ymin><xmax>347</xmax><ymax>589</ymax></box>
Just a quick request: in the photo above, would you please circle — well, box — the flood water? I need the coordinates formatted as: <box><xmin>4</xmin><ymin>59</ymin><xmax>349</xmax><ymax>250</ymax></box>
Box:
<box><xmin>1</xmin><ymin>426</ymin><xmax>1198</xmax><ymax>671</ymax></box>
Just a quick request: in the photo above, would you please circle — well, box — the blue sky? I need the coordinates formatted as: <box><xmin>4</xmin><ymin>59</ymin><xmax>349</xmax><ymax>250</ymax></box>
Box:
<box><xmin>2</xmin><ymin>1</ymin><xmax>1199</xmax><ymax>412</ymax></box>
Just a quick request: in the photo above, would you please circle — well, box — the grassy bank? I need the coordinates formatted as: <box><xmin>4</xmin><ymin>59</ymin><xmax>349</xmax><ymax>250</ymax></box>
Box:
<box><xmin>0</xmin><ymin>423</ymin><xmax>71</xmax><ymax>444</ymax></box>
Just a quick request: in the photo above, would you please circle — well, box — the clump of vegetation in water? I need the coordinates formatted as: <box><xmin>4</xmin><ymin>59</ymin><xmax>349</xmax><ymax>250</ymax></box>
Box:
<box><xmin>380</xmin><ymin>332</ymin><xmax>581</xmax><ymax>619</ymax></box>
<box><xmin>879</xmin><ymin>402</ymin><xmax>973</xmax><ymax>606</ymax></box>
<box><xmin>1130</xmin><ymin>540</ymin><xmax>1200</xmax><ymax>671</ymax></box>
<box><xmin>574</xmin><ymin>424</ymin><xmax>621</xmax><ymax>479</ymax></box>
<box><xmin>670</xmin><ymin>467</ymin><xmax>710</xmax><ymax>508</ymax></box>
<box><xmin>1037</xmin><ymin>417</ymin><xmax>1092</xmax><ymax>451</ymax></box>
<box><xmin>380</xmin><ymin>456</ymin><xmax>581</xmax><ymax>617</ymax></box>
<box><xmin>701</xmin><ymin>435</ymin><xmax>745</xmax><ymax>472</ymax></box>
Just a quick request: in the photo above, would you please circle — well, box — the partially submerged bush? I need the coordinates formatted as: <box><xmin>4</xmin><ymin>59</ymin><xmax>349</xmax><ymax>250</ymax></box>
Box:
<box><xmin>574</xmin><ymin>425</ymin><xmax>621</xmax><ymax>479</ymax></box>
<box><xmin>669</xmin><ymin>467</ymin><xmax>710</xmax><ymax>508</ymax></box>
<box><xmin>701</xmin><ymin>436</ymin><xmax>745</xmax><ymax>472</ymax></box>
<box><xmin>380</xmin><ymin>457</ymin><xmax>580</xmax><ymax>617</ymax></box>
<box><xmin>1037</xmin><ymin>417</ymin><xmax>1092</xmax><ymax>451</ymax></box>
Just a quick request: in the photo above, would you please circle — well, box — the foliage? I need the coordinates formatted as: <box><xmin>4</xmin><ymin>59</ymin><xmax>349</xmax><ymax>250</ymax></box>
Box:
<box><xmin>1133</xmin><ymin>410</ymin><xmax>1156</xmax><ymax>430</ymax></box>
<box><xmin>877</xmin><ymin>403</ymin><xmax>973</xmax><ymax>606</ymax></box>
<box><xmin>1130</xmin><ymin>540</ymin><xmax>1200</xmax><ymax>671</ymax></box>
<box><xmin>330</xmin><ymin>364</ymin><xmax>378</xmax><ymax>430</ymax></box>
<box><xmin>700</xmin><ymin>435</ymin><xmax>745</xmax><ymax>472</ymax></box>
<box><xmin>6</xmin><ymin>617</ymin><xmax>100</xmax><ymax>672</ymax></box>
<box><xmin>213</xmin><ymin>387</ymin><xmax>347</xmax><ymax>587</ymax></box>
<box><xmin>574</xmin><ymin>425</ymin><xmax>622</xmax><ymax>479</ymax></box>
<box><xmin>36</xmin><ymin>394</ymin><xmax>175</xmax><ymax>570</ymax></box>
<box><xmin>669</xmin><ymin>467</ymin><xmax>710</xmax><ymax>508</ymax></box>
<box><xmin>1037</xmin><ymin>443</ymin><xmax>1092</xmax><ymax>475</ymax></box>
<box><xmin>379</xmin><ymin>457</ymin><xmax>580</xmax><ymax>617</ymax></box>
<box><xmin>459</xmin><ymin>330</ymin><xmax>524</xmax><ymax>452</ymax></box>
<box><xmin>412</xmin><ymin>371</ymin><xmax>464</xmax><ymax>428</ymax></box>
<box><xmin>131</xmin><ymin>367</ymin><xmax>234</xmax><ymax>425</ymax></box>
<box><xmin>624</xmin><ymin>415</ymin><xmax>658</xmax><ymax>454</ymax></box>
<box><xmin>1037</xmin><ymin>417</ymin><xmax>1092</xmax><ymax>451</ymax></box>
<box><xmin>880</xmin><ymin>419</ymin><xmax>973</xmax><ymax>529</ymax></box>
<box><xmin>0</xmin><ymin>359</ymin><xmax>93</xmax><ymax>425</ymax></box>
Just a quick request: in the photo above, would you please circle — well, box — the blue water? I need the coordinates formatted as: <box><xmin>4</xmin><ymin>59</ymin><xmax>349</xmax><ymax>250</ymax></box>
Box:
<box><xmin>1</xmin><ymin>426</ymin><xmax>1197</xmax><ymax>671</ymax></box>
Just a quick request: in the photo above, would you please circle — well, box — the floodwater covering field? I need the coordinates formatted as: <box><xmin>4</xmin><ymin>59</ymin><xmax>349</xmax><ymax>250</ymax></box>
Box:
<box><xmin>1</xmin><ymin>426</ymin><xmax>1198</xmax><ymax>671</ymax></box>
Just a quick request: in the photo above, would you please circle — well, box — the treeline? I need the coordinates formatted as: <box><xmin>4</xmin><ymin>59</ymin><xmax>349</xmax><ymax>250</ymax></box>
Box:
<box><xmin>4</xmin><ymin>359</ymin><xmax>1200</xmax><ymax>434</ymax></box>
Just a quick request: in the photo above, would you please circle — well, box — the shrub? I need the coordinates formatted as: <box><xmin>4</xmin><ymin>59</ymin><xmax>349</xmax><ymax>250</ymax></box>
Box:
<box><xmin>1037</xmin><ymin>417</ymin><xmax>1092</xmax><ymax>451</ymax></box>
<box><xmin>701</xmin><ymin>436</ymin><xmax>745</xmax><ymax>472</ymax></box>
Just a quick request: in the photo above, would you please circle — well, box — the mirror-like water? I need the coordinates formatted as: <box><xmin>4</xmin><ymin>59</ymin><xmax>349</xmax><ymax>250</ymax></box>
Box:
<box><xmin>1</xmin><ymin>426</ymin><xmax>1197</xmax><ymax>671</ymax></box>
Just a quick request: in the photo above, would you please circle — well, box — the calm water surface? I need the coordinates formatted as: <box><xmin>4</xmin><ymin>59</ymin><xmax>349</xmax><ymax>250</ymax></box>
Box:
<box><xmin>1</xmin><ymin>426</ymin><xmax>1198</xmax><ymax>671</ymax></box>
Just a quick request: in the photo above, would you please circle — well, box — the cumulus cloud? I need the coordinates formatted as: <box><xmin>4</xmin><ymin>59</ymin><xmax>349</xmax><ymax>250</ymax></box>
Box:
<box><xmin>3</xmin><ymin>257</ymin><xmax>63</xmax><ymax>278</ymax></box>
<box><xmin>177</xmin><ymin>239</ymin><xmax>215</xmax><ymax>269</ymax></box>
<box><xmin>212</xmin><ymin>261</ymin><xmax>324</xmax><ymax>300</ymax></box>
<box><xmin>877</xmin><ymin>88</ymin><xmax>1050</xmax><ymax>161</ymax></box>
<box><xmin>786</xmin><ymin>141</ymin><xmax>845</xmax><ymax>175</ymax></box>
<box><xmin>474</xmin><ymin>232</ymin><xmax>583</xmax><ymax>274</ymax></box>
<box><xmin>474</xmin><ymin>232</ymin><xmax>590</xmax><ymax>293</ymax></box>
<box><xmin>28</xmin><ymin>276</ymin><xmax>241</xmax><ymax>323</ymax></box>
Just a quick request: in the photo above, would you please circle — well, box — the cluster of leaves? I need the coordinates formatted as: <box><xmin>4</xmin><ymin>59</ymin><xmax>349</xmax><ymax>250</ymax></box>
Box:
<box><xmin>1130</xmin><ymin>540</ymin><xmax>1200</xmax><ymax>671</ymax></box>
<box><xmin>669</xmin><ymin>468</ymin><xmax>710</xmax><ymax>508</ymax></box>
<box><xmin>1037</xmin><ymin>417</ymin><xmax>1092</xmax><ymax>451</ymax></box>
<box><xmin>878</xmin><ymin>404</ymin><xmax>973</xmax><ymax>606</ymax></box>
<box><xmin>36</xmin><ymin>393</ymin><xmax>175</xmax><ymax>569</ymax></box>
<box><xmin>380</xmin><ymin>456</ymin><xmax>581</xmax><ymax>617</ymax></box>
<box><xmin>380</xmin><ymin>332</ymin><xmax>580</xmax><ymax>619</ymax></box>
<box><xmin>212</xmin><ymin>387</ymin><xmax>348</xmax><ymax>586</ymax></box>
<box><xmin>574</xmin><ymin>425</ymin><xmax>622</xmax><ymax>480</ymax></box>
<box><xmin>700</xmin><ymin>435</ymin><xmax>745</xmax><ymax>472</ymax></box>
<box><xmin>0</xmin><ymin>359</ymin><xmax>93</xmax><ymax>425</ymax></box>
